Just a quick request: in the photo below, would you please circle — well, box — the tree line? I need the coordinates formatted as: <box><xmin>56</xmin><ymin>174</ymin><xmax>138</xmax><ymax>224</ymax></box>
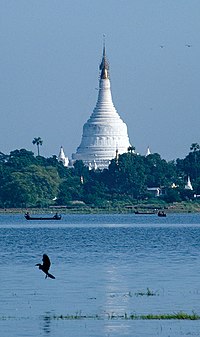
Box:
<box><xmin>0</xmin><ymin>143</ymin><xmax>200</xmax><ymax>208</ymax></box>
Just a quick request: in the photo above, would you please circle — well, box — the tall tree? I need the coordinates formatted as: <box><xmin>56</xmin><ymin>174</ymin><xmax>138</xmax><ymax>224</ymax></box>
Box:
<box><xmin>190</xmin><ymin>143</ymin><xmax>200</xmax><ymax>181</ymax></box>
<box><xmin>32</xmin><ymin>137</ymin><xmax>43</xmax><ymax>156</ymax></box>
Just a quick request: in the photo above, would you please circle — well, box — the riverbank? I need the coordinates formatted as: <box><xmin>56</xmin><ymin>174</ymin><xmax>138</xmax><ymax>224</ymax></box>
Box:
<box><xmin>1</xmin><ymin>201</ymin><xmax>200</xmax><ymax>214</ymax></box>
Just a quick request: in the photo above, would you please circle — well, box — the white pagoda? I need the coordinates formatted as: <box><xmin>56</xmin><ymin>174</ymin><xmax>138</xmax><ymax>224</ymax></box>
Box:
<box><xmin>58</xmin><ymin>146</ymin><xmax>69</xmax><ymax>167</ymax></box>
<box><xmin>145</xmin><ymin>146</ymin><xmax>151</xmax><ymax>157</ymax></box>
<box><xmin>72</xmin><ymin>45</ymin><xmax>131</xmax><ymax>169</ymax></box>
<box><xmin>185</xmin><ymin>176</ymin><xmax>193</xmax><ymax>190</ymax></box>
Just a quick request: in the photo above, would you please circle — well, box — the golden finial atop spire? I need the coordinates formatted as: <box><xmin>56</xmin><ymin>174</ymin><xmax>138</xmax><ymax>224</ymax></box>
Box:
<box><xmin>99</xmin><ymin>35</ymin><xmax>109</xmax><ymax>79</ymax></box>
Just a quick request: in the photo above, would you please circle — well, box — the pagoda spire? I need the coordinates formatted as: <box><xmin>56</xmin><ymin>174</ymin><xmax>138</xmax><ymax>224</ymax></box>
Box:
<box><xmin>72</xmin><ymin>42</ymin><xmax>131</xmax><ymax>169</ymax></box>
<box><xmin>99</xmin><ymin>37</ymin><xmax>109</xmax><ymax>79</ymax></box>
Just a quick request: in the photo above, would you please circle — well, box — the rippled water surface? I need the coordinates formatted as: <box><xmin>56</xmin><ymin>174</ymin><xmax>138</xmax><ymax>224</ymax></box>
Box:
<box><xmin>1</xmin><ymin>213</ymin><xmax>200</xmax><ymax>337</ymax></box>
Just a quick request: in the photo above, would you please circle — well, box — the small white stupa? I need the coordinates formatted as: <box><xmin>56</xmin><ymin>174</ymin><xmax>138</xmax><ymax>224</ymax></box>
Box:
<box><xmin>145</xmin><ymin>146</ymin><xmax>151</xmax><ymax>157</ymax></box>
<box><xmin>72</xmin><ymin>43</ymin><xmax>131</xmax><ymax>169</ymax></box>
<box><xmin>58</xmin><ymin>146</ymin><xmax>69</xmax><ymax>167</ymax></box>
<box><xmin>185</xmin><ymin>176</ymin><xmax>193</xmax><ymax>190</ymax></box>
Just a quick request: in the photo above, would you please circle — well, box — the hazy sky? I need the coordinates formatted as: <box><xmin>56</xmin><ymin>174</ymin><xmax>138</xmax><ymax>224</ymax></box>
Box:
<box><xmin>0</xmin><ymin>0</ymin><xmax>200</xmax><ymax>161</ymax></box>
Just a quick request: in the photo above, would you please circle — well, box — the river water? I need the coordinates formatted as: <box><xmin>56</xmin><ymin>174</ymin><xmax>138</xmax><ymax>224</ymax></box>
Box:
<box><xmin>0</xmin><ymin>213</ymin><xmax>200</xmax><ymax>337</ymax></box>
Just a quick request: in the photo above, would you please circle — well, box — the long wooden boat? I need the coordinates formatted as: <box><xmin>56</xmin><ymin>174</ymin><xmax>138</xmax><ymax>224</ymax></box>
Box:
<box><xmin>25</xmin><ymin>213</ymin><xmax>61</xmax><ymax>220</ymax></box>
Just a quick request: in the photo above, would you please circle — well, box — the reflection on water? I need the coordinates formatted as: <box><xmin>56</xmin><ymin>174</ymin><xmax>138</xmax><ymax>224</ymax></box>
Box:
<box><xmin>0</xmin><ymin>213</ymin><xmax>200</xmax><ymax>336</ymax></box>
<box><xmin>42</xmin><ymin>312</ymin><xmax>52</xmax><ymax>334</ymax></box>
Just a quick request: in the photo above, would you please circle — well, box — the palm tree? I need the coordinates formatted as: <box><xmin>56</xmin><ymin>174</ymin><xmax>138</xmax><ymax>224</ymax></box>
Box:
<box><xmin>32</xmin><ymin>137</ymin><xmax>43</xmax><ymax>156</ymax></box>
<box><xmin>190</xmin><ymin>143</ymin><xmax>200</xmax><ymax>181</ymax></box>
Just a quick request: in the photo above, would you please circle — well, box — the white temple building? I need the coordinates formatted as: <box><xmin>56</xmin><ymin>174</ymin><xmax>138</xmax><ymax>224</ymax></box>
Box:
<box><xmin>72</xmin><ymin>45</ymin><xmax>131</xmax><ymax>169</ymax></box>
<box><xmin>185</xmin><ymin>176</ymin><xmax>193</xmax><ymax>190</ymax></box>
<box><xmin>58</xmin><ymin>146</ymin><xmax>69</xmax><ymax>167</ymax></box>
<box><xmin>145</xmin><ymin>146</ymin><xmax>151</xmax><ymax>157</ymax></box>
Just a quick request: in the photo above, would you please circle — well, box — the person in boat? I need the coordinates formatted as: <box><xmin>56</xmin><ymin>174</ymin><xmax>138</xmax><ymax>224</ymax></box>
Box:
<box><xmin>158</xmin><ymin>210</ymin><xmax>166</xmax><ymax>216</ymax></box>
<box><xmin>53</xmin><ymin>213</ymin><xmax>59</xmax><ymax>219</ymax></box>
<box><xmin>25</xmin><ymin>212</ymin><xmax>30</xmax><ymax>219</ymax></box>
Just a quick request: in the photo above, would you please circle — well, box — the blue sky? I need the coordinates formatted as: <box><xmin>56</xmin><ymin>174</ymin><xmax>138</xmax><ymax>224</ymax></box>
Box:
<box><xmin>0</xmin><ymin>0</ymin><xmax>200</xmax><ymax>161</ymax></box>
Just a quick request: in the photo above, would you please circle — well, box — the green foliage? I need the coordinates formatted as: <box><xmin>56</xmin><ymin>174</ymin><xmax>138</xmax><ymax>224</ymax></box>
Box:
<box><xmin>106</xmin><ymin>153</ymin><xmax>147</xmax><ymax>199</ymax></box>
<box><xmin>177</xmin><ymin>150</ymin><xmax>200</xmax><ymax>187</ymax></box>
<box><xmin>1</xmin><ymin>165</ymin><xmax>60</xmax><ymax>208</ymax></box>
<box><xmin>0</xmin><ymin>143</ymin><xmax>200</xmax><ymax>208</ymax></box>
<box><xmin>145</xmin><ymin>154</ymin><xmax>177</xmax><ymax>187</ymax></box>
<box><xmin>57</xmin><ymin>176</ymin><xmax>83</xmax><ymax>205</ymax></box>
<box><xmin>103</xmin><ymin>152</ymin><xmax>179</xmax><ymax>202</ymax></box>
<box><xmin>83</xmin><ymin>180</ymin><xmax>109</xmax><ymax>206</ymax></box>
<box><xmin>0</xmin><ymin>150</ymin><xmax>60</xmax><ymax>207</ymax></box>
<box><xmin>162</xmin><ymin>187</ymin><xmax>181</xmax><ymax>203</ymax></box>
<box><xmin>6</xmin><ymin>149</ymin><xmax>36</xmax><ymax>170</ymax></box>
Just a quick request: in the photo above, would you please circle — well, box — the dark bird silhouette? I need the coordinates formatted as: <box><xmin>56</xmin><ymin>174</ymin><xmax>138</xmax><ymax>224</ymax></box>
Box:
<box><xmin>36</xmin><ymin>254</ymin><xmax>55</xmax><ymax>279</ymax></box>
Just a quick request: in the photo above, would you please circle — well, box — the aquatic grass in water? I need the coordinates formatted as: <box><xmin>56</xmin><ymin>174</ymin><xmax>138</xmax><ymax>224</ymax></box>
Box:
<box><xmin>1</xmin><ymin>311</ymin><xmax>200</xmax><ymax>321</ymax></box>
<box><xmin>53</xmin><ymin>311</ymin><xmax>200</xmax><ymax>320</ymax></box>
<box><xmin>134</xmin><ymin>311</ymin><xmax>200</xmax><ymax>320</ymax></box>
<box><xmin>135</xmin><ymin>287</ymin><xmax>157</xmax><ymax>297</ymax></box>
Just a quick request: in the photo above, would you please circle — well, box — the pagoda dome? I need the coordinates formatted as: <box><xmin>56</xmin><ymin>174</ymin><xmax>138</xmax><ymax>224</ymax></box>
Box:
<box><xmin>72</xmin><ymin>44</ymin><xmax>131</xmax><ymax>169</ymax></box>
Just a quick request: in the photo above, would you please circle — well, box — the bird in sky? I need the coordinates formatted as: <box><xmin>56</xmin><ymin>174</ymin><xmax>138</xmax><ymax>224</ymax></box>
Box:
<box><xmin>36</xmin><ymin>254</ymin><xmax>55</xmax><ymax>279</ymax></box>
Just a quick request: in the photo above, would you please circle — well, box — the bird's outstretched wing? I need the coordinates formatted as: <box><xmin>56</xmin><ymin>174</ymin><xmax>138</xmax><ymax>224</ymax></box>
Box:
<box><xmin>43</xmin><ymin>254</ymin><xmax>51</xmax><ymax>271</ymax></box>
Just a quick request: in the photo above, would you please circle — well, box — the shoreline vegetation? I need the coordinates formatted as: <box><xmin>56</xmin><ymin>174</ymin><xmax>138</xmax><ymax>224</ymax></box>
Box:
<box><xmin>1</xmin><ymin>201</ymin><xmax>200</xmax><ymax>215</ymax></box>
<box><xmin>0</xmin><ymin>146</ymin><xmax>200</xmax><ymax>209</ymax></box>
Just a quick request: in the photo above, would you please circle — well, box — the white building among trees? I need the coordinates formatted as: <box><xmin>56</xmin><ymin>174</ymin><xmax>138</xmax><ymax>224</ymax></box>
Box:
<box><xmin>72</xmin><ymin>44</ymin><xmax>132</xmax><ymax>169</ymax></box>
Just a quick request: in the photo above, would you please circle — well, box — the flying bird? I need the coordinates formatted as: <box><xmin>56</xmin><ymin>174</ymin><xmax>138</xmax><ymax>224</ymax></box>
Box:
<box><xmin>36</xmin><ymin>254</ymin><xmax>55</xmax><ymax>279</ymax></box>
